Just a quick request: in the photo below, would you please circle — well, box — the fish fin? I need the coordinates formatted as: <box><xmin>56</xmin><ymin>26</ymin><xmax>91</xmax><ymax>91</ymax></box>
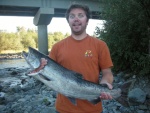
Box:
<box><xmin>116</xmin><ymin>94</ymin><xmax>129</xmax><ymax>107</ymax></box>
<box><xmin>26</xmin><ymin>69</ymin><xmax>51</xmax><ymax>81</ymax></box>
<box><xmin>33</xmin><ymin>75</ymin><xmax>52</xmax><ymax>87</ymax></box>
<box><xmin>89</xmin><ymin>97</ymin><xmax>101</xmax><ymax>104</ymax></box>
<box><xmin>67</xmin><ymin>97</ymin><xmax>77</xmax><ymax>105</ymax></box>
<box><xmin>120</xmin><ymin>80</ymin><xmax>135</xmax><ymax>95</ymax></box>
<box><xmin>116</xmin><ymin>80</ymin><xmax>135</xmax><ymax>107</ymax></box>
<box><xmin>39</xmin><ymin>74</ymin><xmax>51</xmax><ymax>81</ymax></box>
<box><xmin>75</xmin><ymin>73</ymin><xmax>84</xmax><ymax>79</ymax></box>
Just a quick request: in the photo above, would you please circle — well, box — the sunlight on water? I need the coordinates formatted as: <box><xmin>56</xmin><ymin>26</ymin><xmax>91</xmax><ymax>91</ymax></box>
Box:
<box><xmin>0</xmin><ymin>59</ymin><xmax>28</xmax><ymax>69</ymax></box>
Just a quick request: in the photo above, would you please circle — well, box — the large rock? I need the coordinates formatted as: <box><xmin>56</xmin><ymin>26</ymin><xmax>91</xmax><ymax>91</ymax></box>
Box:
<box><xmin>128</xmin><ymin>88</ymin><xmax>146</xmax><ymax>104</ymax></box>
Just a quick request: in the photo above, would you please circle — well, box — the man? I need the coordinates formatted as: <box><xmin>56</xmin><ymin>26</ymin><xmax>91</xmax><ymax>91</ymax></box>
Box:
<box><xmin>48</xmin><ymin>3</ymin><xmax>114</xmax><ymax>113</ymax></box>
<box><xmin>39</xmin><ymin>3</ymin><xmax>113</xmax><ymax>113</ymax></box>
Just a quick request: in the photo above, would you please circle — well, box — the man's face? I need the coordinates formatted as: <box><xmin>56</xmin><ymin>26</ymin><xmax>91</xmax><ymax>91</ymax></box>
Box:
<box><xmin>68</xmin><ymin>8</ymin><xmax>88</xmax><ymax>35</ymax></box>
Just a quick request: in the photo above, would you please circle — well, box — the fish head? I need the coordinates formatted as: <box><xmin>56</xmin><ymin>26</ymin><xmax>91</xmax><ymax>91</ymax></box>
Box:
<box><xmin>22</xmin><ymin>50</ymin><xmax>40</xmax><ymax>69</ymax></box>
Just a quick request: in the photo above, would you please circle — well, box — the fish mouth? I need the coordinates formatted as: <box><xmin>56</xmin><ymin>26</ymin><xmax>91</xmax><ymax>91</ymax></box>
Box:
<box><xmin>22</xmin><ymin>51</ymin><xmax>32</xmax><ymax>68</ymax></box>
<box><xmin>26</xmin><ymin>69</ymin><xmax>43</xmax><ymax>76</ymax></box>
<box><xmin>22</xmin><ymin>51</ymin><xmax>28</xmax><ymax>58</ymax></box>
<box><xmin>25</xmin><ymin>70</ymin><xmax>51</xmax><ymax>81</ymax></box>
<box><xmin>22</xmin><ymin>50</ymin><xmax>50</xmax><ymax>81</ymax></box>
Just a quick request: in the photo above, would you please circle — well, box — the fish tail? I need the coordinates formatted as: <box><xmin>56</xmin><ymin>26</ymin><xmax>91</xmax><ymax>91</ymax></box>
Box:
<box><xmin>116</xmin><ymin>80</ymin><xmax>135</xmax><ymax>107</ymax></box>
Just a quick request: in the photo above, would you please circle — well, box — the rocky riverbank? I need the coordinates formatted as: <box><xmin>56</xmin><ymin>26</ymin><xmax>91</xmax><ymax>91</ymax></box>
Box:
<box><xmin>0</xmin><ymin>67</ymin><xmax>150</xmax><ymax>113</ymax></box>
<box><xmin>0</xmin><ymin>53</ymin><xmax>23</xmax><ymax>60</ymax></box>
<box><xmin>0</xmin><ymin>54</ymin><xmax>150</xmax><ymax>113</ymax></box>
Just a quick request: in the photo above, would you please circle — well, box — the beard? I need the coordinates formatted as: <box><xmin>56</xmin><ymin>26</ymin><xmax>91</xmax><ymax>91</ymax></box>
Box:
<box><xmin>71</xmin><ymin>24</ymin><xmax>87</xmax><ymax>35</ymax></box>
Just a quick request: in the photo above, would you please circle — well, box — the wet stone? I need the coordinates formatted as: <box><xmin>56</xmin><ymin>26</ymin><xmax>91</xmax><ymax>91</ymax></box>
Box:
<box><xmin>0</xmin><ymin>67</ymin><xmax>150</xmax><ymax>113</ymax></box>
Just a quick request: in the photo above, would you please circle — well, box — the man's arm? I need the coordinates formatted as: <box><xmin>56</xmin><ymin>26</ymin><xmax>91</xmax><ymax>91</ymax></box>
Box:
<box><xmin>100</xmin><ymin>68</ymin><xmax>113</xmax><ymax>89</ymax></box>
<box><xmin>99</xmin><ymin>68</ymin><xmax>113</xmax><ymax>100</ymax></box>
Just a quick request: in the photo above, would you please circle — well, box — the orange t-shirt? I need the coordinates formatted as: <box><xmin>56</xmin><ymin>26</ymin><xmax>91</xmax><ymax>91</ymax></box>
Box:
<box><xmin>49</xmin><ymin>35</ymin><xmax>113</xmax><ymax>113</ymax></box>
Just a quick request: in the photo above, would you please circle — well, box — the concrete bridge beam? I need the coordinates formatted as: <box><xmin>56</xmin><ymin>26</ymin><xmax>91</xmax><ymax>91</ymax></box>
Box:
<box><xmin>0</xmin><ymin>0</ymin><xmax>102</xmax><ymax>54</ymax></box>
<box><xmin>34</xmin><ymin>8</ymin><xmax>54</xmax><ymax>25</ymax></box>
<box><xmin>34</xmin><ymin>8</ymin><xmax>54</xmax><ymax>54</ymax></box>
<box><xmin>38</xmin><ymin>25</ymin><xmax>48</xmax><ymax>54</ymax></box>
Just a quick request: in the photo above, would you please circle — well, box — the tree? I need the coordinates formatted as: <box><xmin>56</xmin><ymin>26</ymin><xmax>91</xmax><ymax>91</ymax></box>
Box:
<box><xmin>21</xmin><ymin>33</ymin><xmax>36</xmax><ymax>49</ymax></box>
<box><xmin>0</xmin><ymin>32</ymin><xmax>23</xmax><ymax>51</ymax></box>
<box><xmin>0</xmin><ymin>28</ymin><xmax>68</xmax><ymax>53</ymax></box>
<box><xmin>48</xmin><ymin>32</ymin><xmax>67</xmax><ymax>49</ymax></box>
<box><xmin>97</xmin><ymin>0</ymin><xmax>150</xmax><ymax>75</ymax></box>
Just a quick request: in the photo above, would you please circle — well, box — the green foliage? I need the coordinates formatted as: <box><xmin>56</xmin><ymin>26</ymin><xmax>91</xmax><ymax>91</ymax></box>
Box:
<box><xmin>0</xmin><ymin>32</ymin><xmax>23</xmax><ymax>51</ymax></box>
<box><xmin>97</xmin><ymin>0</ymin><xmax>150</xmax><ymax>75</ymax></box>
<box><xmin>48</xmin><ymin>32</ymin><xmax>69</xmax><ymax>49</ymax></box>
<box><xmin>0</xmin><ymin>27</ymin><xmax>70</xmax><ymax>53</ymax></box>
<box><xmin>16</xmin><ymin>27</ymin><xmax>37</xmax><ymax>49</ymax></box>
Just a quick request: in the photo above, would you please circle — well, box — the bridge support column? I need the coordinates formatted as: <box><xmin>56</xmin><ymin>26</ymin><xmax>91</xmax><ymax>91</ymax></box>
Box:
<box><xmin>34</xmin><ymin>7</ymin><xmax>54</xmax><ymax>54</ymax></box>
<box><xmin>38</xmin><ymin>25</ymin><xmax>48</xmax><ymax>55</ymax></box>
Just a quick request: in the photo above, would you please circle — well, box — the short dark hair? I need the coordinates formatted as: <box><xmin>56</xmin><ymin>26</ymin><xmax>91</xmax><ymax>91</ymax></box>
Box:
<box><xmin>65</xmin><ymin>3</ymin><xmax>91</xmax><ymax>22</ymax></box>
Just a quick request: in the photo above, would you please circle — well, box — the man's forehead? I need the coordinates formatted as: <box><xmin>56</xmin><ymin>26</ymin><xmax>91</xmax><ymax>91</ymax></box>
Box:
<box><xmin>69</xmin><ymin>8</ymin><xmax>85</xmax><ymax>14</ymax></box>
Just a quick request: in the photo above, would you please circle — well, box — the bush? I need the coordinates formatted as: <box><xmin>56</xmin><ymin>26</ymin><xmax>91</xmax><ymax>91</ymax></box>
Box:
<box><xmin>97</xmin><ymin>0</ymin><xmax>150</xmax><ymax>75</ymax></box>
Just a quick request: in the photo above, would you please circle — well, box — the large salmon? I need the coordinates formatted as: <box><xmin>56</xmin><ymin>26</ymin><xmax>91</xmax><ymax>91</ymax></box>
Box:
<box><xmin>22</xmin><ymin>47</ymin><xmax>134</xmax><ymax>106</ymax></box>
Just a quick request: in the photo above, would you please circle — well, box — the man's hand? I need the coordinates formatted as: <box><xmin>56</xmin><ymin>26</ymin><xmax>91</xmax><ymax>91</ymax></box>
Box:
<box><xmin>99</xmin><ymin>68</ymin><xmax>113</xmax><ymax>100</ymax></box>
<box><xmin>99</xmin><ymin>80</ymin><xmax>113</xmax><ymax>100</ymax></box>
<box><xmin>30</xmin><ymin>58</ymin><xmax>48</xmax><ymax>73</ymax></box>
<box><xmin>39</xmin><ymin>58</ymin><xmax>48</xmax><ymax>68</ymax></box>
<box><xmin>100</xmin><ymin>92</ymin><xmax>112</xmax><ymax>100</ymax></box>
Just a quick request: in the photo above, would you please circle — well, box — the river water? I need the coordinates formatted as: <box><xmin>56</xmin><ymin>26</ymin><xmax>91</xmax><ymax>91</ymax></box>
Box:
<box><xmin>0</xmin><ymin>59</ymin><xmax>28</xmax><ymax>69</ymax></box>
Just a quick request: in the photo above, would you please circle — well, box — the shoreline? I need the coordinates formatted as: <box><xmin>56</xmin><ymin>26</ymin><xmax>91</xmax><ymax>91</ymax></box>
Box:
<box><xmin>0</xmin><ymin>53</ymin><xmax>23</xmax><ymax>60</ymax></box>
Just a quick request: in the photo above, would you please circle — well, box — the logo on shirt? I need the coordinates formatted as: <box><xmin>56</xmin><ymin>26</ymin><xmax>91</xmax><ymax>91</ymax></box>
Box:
<box><xmin>85</xmin><ymin>50</ymin><xmax>93</xmax><ymax>57</ymax></box>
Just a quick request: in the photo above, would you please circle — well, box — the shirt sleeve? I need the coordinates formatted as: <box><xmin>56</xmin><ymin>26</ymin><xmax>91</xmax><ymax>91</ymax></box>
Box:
<box><xmin>99</xmin><ymin>42</ymin><xmax>113</xmax><ymax>69</ymax></box>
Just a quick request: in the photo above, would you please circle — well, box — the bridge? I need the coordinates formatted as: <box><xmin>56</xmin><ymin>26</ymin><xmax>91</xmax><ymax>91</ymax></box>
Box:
<box><xmin>0</xmin><ymin>0</ymin><xmax>103</xmax><ymax>54</ymax></box>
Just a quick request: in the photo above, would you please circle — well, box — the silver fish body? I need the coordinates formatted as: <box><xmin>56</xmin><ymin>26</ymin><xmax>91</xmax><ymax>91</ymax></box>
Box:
<box><xmin>22</xmin><ymin>47</ymin><xmax>134</xmax><ymax>106</ymax></box>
